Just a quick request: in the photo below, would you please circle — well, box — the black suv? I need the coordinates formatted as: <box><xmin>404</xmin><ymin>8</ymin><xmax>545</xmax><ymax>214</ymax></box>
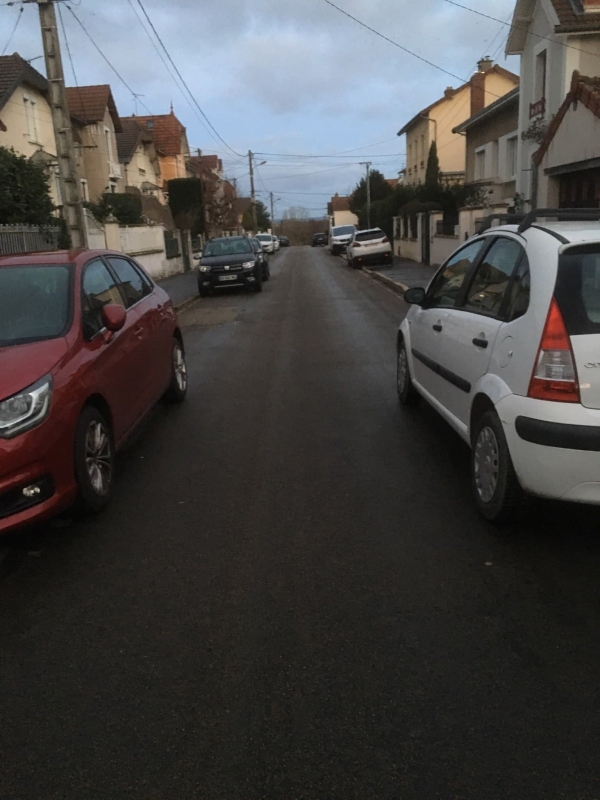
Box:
<box><xmin>196</xmin><ymin>236</ymin><xmax>263</xmax><ymax>296</ymax></box>
<box><xmin>250</xmin><ymin>237</ymin><xmax>271</xmax><ymax>281</ymax></box>
<box><xmin>312</xmin><ymin>232</ymin><xmax>327</xmax><ymax>246</ymax></box>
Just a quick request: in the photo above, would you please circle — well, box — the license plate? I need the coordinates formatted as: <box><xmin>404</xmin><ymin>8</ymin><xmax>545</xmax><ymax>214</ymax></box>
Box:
<box><xmin>219</xmin><ymin>275</ymin><xmax>237</xmax><ymax>281</ymax></box>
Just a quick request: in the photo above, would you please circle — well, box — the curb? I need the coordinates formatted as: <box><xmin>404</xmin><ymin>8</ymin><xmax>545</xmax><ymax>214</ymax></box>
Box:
<box><xmin>362</xmin><ymin>268</ymin><xmax>408</xmax><ymax>297</ymax></box>
<box><xmin>174</xmin><ymin>294</ymin><xmax>200</xmax><ymax>313</ymax></box>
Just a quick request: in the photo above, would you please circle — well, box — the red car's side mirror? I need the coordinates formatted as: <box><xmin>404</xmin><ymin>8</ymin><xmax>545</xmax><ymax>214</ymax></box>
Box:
<box><xmin>101</xmin><ymin>303</ymin><xmax>126</xmax><ymax>332</ymax></box>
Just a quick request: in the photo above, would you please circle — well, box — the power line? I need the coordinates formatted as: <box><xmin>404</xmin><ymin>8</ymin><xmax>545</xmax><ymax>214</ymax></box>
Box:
<box><xmin>65</xmin><ymin>5</ymin><xmax>155</xmax><ymax>115</ymax></box>
<box><xmin>135</xmin><ymin>0</ymin><xmax>243</xmax><ymax>157</ymax></box>
<box><xmin>320</xmin><ymin>0</ymin><xmax>471</xmax><ymax>87</ymax></box>
<box><xmin>441</xmin><ymin>0</ymin><xmax>600</xmax><ymax>61</ymax></box>
<box><xmin>254</xmin><ymin>151</ymin><xmax>405</xmax><ymax>159</ymax></box>
<box><xmin>1</xmin><ymin>5</ymin><xmax>23</xmax><ymax>56</ymax></box>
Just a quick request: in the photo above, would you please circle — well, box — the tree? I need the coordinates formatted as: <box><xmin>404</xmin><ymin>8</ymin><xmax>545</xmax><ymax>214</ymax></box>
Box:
<box><xmin>0</xmin><ymin>146</ymin><xmax>55</xmax><ymax>225</ymax></box>
<box><xmin>349</xmin><ymin>169</ymin><xmax>393</xmax><ymax>216</ymax></box>
<box><xmin>168</xmin><ymin>178</ymin><xmax>204</xmax><ymax>235</ymax></box>
<box><xmin>242</xmin><ymin>199</ymin><xmax>270</xmax><ymax>231</ymax></box>
<box><xmin>85</xmin><ymin>193</ymin><xmax>143</xmax><ymax>225</ymax></box>
<box><xmin>425</xmin><ymin>141</ymin><xmax>441</xmax><ymax>190</ymax></box>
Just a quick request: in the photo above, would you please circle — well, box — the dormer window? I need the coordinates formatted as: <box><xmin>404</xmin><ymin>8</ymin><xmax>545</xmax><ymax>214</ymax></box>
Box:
<box><xmin>146</xmin><ymin>120</ymin><xmax>154</xmax><ymax>129</ymax></box>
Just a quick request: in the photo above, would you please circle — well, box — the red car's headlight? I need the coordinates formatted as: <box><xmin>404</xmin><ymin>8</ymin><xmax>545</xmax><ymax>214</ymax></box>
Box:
<box><xmin>0</xmin><ymin>376</ymin><xmax>53</xmax><ymax>439</ymax></box>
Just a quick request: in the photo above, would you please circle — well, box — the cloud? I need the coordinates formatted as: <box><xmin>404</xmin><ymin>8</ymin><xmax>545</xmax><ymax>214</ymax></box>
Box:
<box><xmin>4</xmin><ymin>0</ymin><xmax>519</xmax><ymax>207</ymax></box>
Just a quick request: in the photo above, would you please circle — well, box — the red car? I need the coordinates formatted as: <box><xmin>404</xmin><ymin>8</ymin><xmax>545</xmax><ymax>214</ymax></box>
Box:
<box><xmin>0</xmin><ymin>249</ymin><xmax>188</xmax><ymax>535</ymax></box>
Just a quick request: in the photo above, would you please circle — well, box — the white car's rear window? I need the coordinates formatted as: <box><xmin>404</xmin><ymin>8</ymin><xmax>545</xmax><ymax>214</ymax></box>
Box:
<box><xmin>556</xmin><ymin>245</ymin><xmax>600</xmax><ymax>333</ymax></box>
<box><xmin>355</xmin><ymin>230</ymin><xmax>386</xmax><ymax>242</ymax></box>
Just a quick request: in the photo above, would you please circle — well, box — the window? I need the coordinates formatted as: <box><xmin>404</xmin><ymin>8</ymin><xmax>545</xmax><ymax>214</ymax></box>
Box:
<box><xmin>82</xmin><ymin>258</ymin><xmax>124</xmax><ymax>338</ymax></box>
<box><xmin>475</xmin><ymin>149</ymin><xmax>486</xmax><ymax>181</ymax></box>
<box><xmin>105</xmin><ymin>127</ymin><xmax>113</xmax><ymax>161</ymax></box>
<box><xmin>464</xmin><ymin>238</ymin><xmax>524</xmax><ymax>317</ymax></box>
<box><xmin>507</xmin><ymin>136</ymin><xmax>518</xmax><ymax>180</ymax></box>
<box><xmin>355</xmin><ymin>229</ymin><xmax>386</xmax><ymax>242</ymax></box>
<box><xmin>427</xmin><ymin>239</ymin><xmax>486</xmax><ymax>309</ymax></box>
<box><xmin>106</xmin><ymin>257</ymin><xmax>152</xmax><ymax>308</ymax></box>
<box><xmin>504</xmin><ymin>255</ymin><xmax>530</xmax><ymax>322</ymax></box>
<box><xmin>556</xmin><ymin>245</ymin><xmax>600</xmax><ymax>335</ymax></box>
<box><xmin>0</xmin><ymin>265</ymin><xmax>72</xmax><ymax>346</ymax></box>
<box><xmin>54</xmin><ymin>168</ymin><xmax>63</xmax><ymax>207</ymax></box>
<box><xmin>80</xmin><ymin>179</ymin><xmax>89</xmax><ymax>202</ymax></box>
<box><xmin>491</xmin><ymin>140</ymin><xmax>499</xmax><ymax>178</ymax></box>
<box><xmin>535</xmin><ymin>49</ymin><xmax>547</xmax><ymax>100</ymax></box>
<box><xmin>23</xmin><ymin>94</ymin><xmax>38</xmax><ymax>142</ymax></box>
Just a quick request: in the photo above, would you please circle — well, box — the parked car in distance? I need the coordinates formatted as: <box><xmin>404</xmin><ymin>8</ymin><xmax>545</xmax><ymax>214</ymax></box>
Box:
<box><xmin>196</xmin><ymin>236</ymin><xmax>263</xmax><ymax>295</ymax></box>
<box><xmin>397</xmin><ymin>208</ymin><xmax>600</xmax><ymax>523</ymax></box>
<box><xmin>312</xmin><ymin>232</ymin><xmax>327</xmax><ymax>247</ymax></box>
<box><xmin>0</xmin><ymin>249</ymin><xmax>187</xmax><ymax>536</ymax></box>
<box><xmin>346</xmin><ymin>228</ymin><xmax>392</xmax><ymax>269</ymax></box>
<box><xmin>329</xmin><ymin>224</ymin><xmax>356</xmax><ymax>255</ymax></box>
<box><xmin>250</xmin><ymin>237</ymin><xmax>271</xmax><ymax>281</ymax></box>
<box><xmin>256</xmin><ymin>233</ymin><xmax>276</xmax><ymax>254</ymax></box>
<box><xmin>278</xmin><ymin>236</ymin><xmax>290</xmax><ymax>247</ymax></box>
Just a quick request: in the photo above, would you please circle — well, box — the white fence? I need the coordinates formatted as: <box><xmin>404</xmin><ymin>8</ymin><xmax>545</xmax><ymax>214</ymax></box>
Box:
<box><xmin>0</xmin><ymin>224</ymin><xmax>60</xmax><ymax>256</ymax></box>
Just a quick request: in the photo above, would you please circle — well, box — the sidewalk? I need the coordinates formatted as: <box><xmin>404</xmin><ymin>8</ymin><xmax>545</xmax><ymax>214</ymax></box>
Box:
<box><xmin>363</xmin><ymin>256</ymin><xmax>438</xmax><ymax>295</ymax></box>
<box><xmin>158</xmin><ymin>270</ymin><xmax>198</xmax><ymax>310</ymax></box>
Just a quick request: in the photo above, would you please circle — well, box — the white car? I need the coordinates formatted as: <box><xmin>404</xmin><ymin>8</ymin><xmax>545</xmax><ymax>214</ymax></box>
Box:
<box><xmin>256</xmin><ymin>233</ymin><xmax>276</xmax><ymax>254</ymax></box>
<box><xmin>346</xmin><ymin>228</ymin><xmax>393</xmax><ymax>269</ymax></box>
<box><xmin>397</xmin><ymin>209</ymin><xmax>600</xmax><ymax>522</ymax></box>
<box><xmin>329</xmin><ymin>224</ymin><xmax>356</xmax><ymax>255</ymax></box>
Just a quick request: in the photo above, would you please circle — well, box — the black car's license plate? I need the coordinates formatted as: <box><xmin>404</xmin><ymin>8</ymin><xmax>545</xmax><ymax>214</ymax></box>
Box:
<box><xmin>219</xmin><ymin>275</ymin><xmax>237</xmax><ymax>282</ymax></box>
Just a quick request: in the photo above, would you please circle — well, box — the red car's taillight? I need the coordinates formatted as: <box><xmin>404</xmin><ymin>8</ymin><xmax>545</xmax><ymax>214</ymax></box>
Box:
<box><xmin>528</xmin><ymin>298</ymin><xmax>580</xmax><ymax>403</ymax></box>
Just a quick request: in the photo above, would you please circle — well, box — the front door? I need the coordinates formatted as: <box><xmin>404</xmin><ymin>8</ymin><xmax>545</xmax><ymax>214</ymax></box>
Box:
<box><xmin>409</xmin><ymin>238</ymin><xmax>487</xmax><ymax>403</ymax></box>
<box><xmin>440</xmin><ymin>236</ymin><xmax>527</xmax><ymax>426</ymax></box>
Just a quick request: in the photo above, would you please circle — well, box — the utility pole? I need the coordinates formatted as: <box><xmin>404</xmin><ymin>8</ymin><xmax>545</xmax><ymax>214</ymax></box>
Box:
<box><xmin>360</xmin><ymin>161</ymin><xmax>372</xmax><ymax>229</ymax></box>
<box><xmin>248</xmin><ymin>150</ymin><xmax>257</xmax><ymax>232</ymax></box>
<box><xmin>269</xmin><ymin>191</ymin><xmax>274</xmax><ymax>234</ymax></box>
<box><xmin>37</xmin><ymin>0</ymin><xmax>86</xmax><ymax>248</ymax></box>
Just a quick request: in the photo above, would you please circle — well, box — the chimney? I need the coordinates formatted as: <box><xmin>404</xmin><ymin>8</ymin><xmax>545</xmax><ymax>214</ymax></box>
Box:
<box><xmin>583</xmin><ymin>0</ymin><xmax>600</xmax><ymax>11</ymax></box>
<box><xmin>478</xmin><ymin>56</ymin><xmax>494</xmax><ymax>73</ymax></box>
<box><xmin>471</xmin><ymin>70</ymin><xmax>486</xmax><ymax>116</ymax></box>
<box><xmin>444</xmin><ymin>86</ymin><xmax>455</xmax><ymax>99</ymax></box>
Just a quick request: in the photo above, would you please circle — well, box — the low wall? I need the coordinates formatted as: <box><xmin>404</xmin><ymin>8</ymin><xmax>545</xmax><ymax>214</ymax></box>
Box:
<box><xmin>431</xmin><ymin>234</ymin><xmax>459</xmax><ymax>267</ymax></box>
<box><xmin>101</xmin><ymin>222</ymin><xmax>184</xmax><ymax>280</ymax></box>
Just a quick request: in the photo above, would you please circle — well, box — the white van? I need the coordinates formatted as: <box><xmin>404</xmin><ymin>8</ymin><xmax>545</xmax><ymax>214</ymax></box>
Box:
<box><xmin>328</xmin><ymin>225</ymin><xmax>356</xmax><ymax>255</ymax></box>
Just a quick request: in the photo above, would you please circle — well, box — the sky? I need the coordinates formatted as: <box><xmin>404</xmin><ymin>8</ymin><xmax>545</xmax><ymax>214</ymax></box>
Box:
<box><xmin>2</xmin><ymin>0</ymin><xmax>519</xmax><ymax>218</ymax></box>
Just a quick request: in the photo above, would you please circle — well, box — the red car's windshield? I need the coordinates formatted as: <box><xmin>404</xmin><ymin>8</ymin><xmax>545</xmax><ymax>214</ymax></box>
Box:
<box><xmin>0</xmin><ymin>264</ymin><xmax>73</xmax><ymax>346</ymax></box>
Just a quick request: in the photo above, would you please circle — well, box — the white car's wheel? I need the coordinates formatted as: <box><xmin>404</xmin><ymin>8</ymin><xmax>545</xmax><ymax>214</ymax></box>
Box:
<box><xmin>471</xmin><ymin>410</ymin><xmax>524</xmax><ymax>524</ymax></box>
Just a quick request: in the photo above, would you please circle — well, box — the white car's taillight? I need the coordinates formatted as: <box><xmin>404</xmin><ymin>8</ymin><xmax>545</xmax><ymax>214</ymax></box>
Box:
<box><xmin>528</xmin><ymin>298</ymin><xmax>579</xmax><ymax>403</ymax></box>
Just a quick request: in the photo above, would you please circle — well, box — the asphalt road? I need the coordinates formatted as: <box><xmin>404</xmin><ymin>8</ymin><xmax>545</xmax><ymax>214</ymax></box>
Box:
<box><xmin>2</xmin><ymin>246</ymin><xmax>600</xmax><ymax>799</ymax></box>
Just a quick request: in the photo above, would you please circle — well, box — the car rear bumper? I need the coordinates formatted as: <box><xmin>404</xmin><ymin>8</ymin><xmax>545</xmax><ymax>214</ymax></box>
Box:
<box><xmin>350</xmin><ymin>248</ymin><xmax>392</xmax><ymax>265</ymax></box>
<box><xmin>0</xmin><ymin>417</ymin><xmax>77</xmax><ymax>534</ymax></box>
<box><xmin>497</xmin><ymin>394</ymin><xmax>600</xmax><ymax>503</ymax></box>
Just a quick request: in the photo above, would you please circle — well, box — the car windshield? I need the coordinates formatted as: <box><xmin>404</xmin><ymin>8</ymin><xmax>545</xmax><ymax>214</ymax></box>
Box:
<box><xmin>355</xmin><ymin>230</ymin><xmax>385</xmax><ymax>242</ymax></box>
<box><xmin>204</xmin><ymin>239</ymin><xmax>252</xmax><ymax>257</ymax></box>
<box><xmin>333</xmin><ymin>226</ymin><xmax>355</xmax><ymax>236</ymax></box>
<box><xmin>256</xmin><ymin>235</ymin><xmax>272</xmax><ymax>242</ymax></box>
<box><xmin>0</xmin><ymin>264</ymin><xmax>72</xmax><ymax>347</ymax></box>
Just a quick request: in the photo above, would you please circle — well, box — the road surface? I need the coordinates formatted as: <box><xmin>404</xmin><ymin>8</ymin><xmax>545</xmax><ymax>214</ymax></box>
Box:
<box><xmin>1</xmin><ymin>246</ymin><xmax>600</xmax><ymax>799</ymax></box>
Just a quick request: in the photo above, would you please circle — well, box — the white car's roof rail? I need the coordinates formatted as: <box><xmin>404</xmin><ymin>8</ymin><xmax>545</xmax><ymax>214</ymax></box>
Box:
<box><xmin>518</xmin><ymin>208</ymin><xmax>600</xmax><ymax>233</ymax></box>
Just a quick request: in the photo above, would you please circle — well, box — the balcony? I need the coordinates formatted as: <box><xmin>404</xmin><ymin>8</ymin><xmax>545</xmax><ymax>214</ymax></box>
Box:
<box><xmin>529</xmin><ymin>97</ymin><xmax>546</xmax><ymax>119</ymax></box>
<box><xmin>108</xmin><ymin>160</ymin><xmax>122</xmax><ymax>179</ymax></box>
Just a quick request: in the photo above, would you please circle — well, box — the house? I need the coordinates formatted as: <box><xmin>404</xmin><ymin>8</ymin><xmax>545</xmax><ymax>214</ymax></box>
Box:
<box><xmin>327</xmin><ymin>194</ymin><xmax>359</xmax><ymax>228</ymax></box>
<box><xmin>133</xmin><ymin>110</ymin><xmax>190</xmax><ymax>186</ymax></box>
<box><xmin>453</xmin><ymin>87</ymin><xmax>520</xmax><ymax>238</ymax></box>
<box><xmin>234</xmin><ymin>197</ymin><xmax>253</xmax><ymax>231</ymax></box>
<box><xmin>534</xmin><ymin>71</ymin><xmax>600</xmax><ymax>206</ymax></box>
<box><xmin>187</xmin><ymin>152</ymin><xmax>236</xmax><ymax>237</ymax></box>
<box><xmin>398</xmin><ymin>59</ymin><xmax>519</xmax><ymax>186</ymax></box>
<box><xmin>0</xmin><ymin>53</ymin><xmax>63</xmax><ymax>207</ymax></box>
<box><xmin>65</xmin><ymin>84</ymin><xmax>123</xmax><ymax>200</ymax></box>
<box><xmin>506</xmin><ymin>0</ymin><xmax>600</xmax><ymax>209</ymax></box>
<box><xmin>116</xmin><ymin>117</ymin><xmax>163</xmax><ymax>200</ymax></box>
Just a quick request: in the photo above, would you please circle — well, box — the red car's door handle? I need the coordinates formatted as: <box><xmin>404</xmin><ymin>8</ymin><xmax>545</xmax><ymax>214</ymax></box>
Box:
<box><xmin>133</xmin><ymin>325</ymin><xmax>144</xmax><ymax>339</ymax></box>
